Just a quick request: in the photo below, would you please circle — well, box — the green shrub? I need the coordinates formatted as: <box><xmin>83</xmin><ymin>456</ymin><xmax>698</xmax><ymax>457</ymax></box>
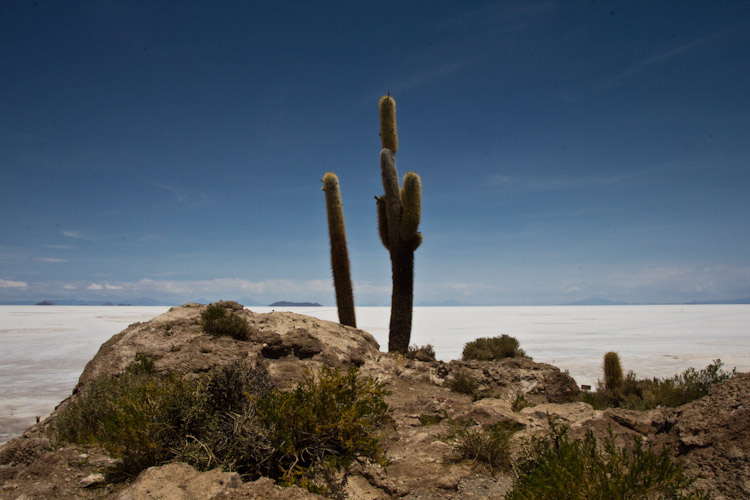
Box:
<box><xmin>442</xmin><ymin>419</ymin><xmax>522</xmax><ymax>473</ymax></box>
<box><xmin>54</xmin><ymin>360</ymin><xmax>389</xmax><ymax>492</ymax></box>
<box><xmin>506</xmin><ymin>423</ymin><xmax>709</xmax><ymax>500</ymax></box>
<box><xmin>54</xmin><ymin>363</ymin><xmax>201</xmax><ymax>478</ymax></box>
<box><xmin>462</xmin><ymin>334</ymin><xmax>526</xmax><ymax>361</ymax></box>
<box><xmin>512</xmin><ymin>393</ymin><xmax>534</xmax><ymax>412</ymax></box>
<box><xmin>201</xmin><ymin>303</ymin><xmax>250</xmax><ymax>340</ymax></box>
<box><xmin>257</xmin><ymin>365</ymin><xmax>391</xmax><ymax>486</ymax></box>
<box><xmin>405</xmin><ymin>343</ymin><xmax>436</xmax><ymax>361</ymax></box>
<box><xmin>581</xmin><ymin>359</ymin><xmax>736</xmax><ymax>410</ymax></box>
<box><xmin>449</xmin><ymin>369</ymin><xmax>479</xmax><ymax>398</ymax></box>
<box><xmin>418</xmin><ymin>412</ymin><xmax>446</xmax><ymax>426</ymax></box>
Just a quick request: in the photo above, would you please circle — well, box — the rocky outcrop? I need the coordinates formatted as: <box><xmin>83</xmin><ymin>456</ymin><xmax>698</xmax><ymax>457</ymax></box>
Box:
<box><xmin>74</xmin><ymin>301</ymin><xmax>380</xmax><ymax>393</ymax></box>
<box><xmin>1</xmin><ymin>302</ymin><xmax>748</xmax><ymax>499</ymax></box>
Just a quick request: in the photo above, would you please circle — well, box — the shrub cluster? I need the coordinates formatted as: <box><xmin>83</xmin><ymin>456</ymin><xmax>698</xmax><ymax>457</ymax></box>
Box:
<box><xmin>405</xmin><ymin>344</ymin><xmax>436</xmax><ymax>361</ymax></box>
<box><xmin>449</xmin><ymin>369</ymin><xmax>479</xmax><ymax>398</ymax></box>
<box><xmin>462</xmin><ymin>334</ymin><xmax>526</xmax><ymax>361</ymax></box>
<box><xmin>201</xmin><ymin>303</ymin><xmax>250</xmax><ymax>340</ymax></box>
<box><xmin>257</xmin><ymin>365</ymin><xmax>391</xmax><ymax>487</ymax></box>
<box><xmin>581</xmin><ymin>359</ymin><xmax>736</xmax><ymax>410</ymax></box>
<box><xmin>442</xmin><ymin>419</ymin><xmax>522</xmax><ymax>473</ymax></box>
<box><xmin>54</xmin><ymin>360</ymin><xmax>390</xmax><ymax>491</ymax></box>
<box><xmin>506</xmin><ymin>421</ymin><xmax>709</xmax><ymax>500</ymax></box>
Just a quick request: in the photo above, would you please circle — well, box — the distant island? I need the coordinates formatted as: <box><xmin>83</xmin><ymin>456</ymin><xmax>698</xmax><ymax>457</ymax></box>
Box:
<box><xmin>268</xmin><ymin>301</ymin><xmax>322</xmax><ymax>307</ymax></box>
<box><xmin>36</xmin><ymin>300</ymin><xmax>55</xmax><ymax>305</ymax></box>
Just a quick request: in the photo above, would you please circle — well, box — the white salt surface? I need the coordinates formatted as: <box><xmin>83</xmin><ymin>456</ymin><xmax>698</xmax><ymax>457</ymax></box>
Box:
<box><xmin>2</xmin><ymin>304</ymin><xmax>749</xmax><ymax>443</ymax></box>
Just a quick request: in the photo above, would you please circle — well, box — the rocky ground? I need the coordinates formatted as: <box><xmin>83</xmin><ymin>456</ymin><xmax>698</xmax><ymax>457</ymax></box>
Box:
<box><xmin>1</xmin><ymin>302</ymin><xmax>748</xmax><ymax>499</ymax></box>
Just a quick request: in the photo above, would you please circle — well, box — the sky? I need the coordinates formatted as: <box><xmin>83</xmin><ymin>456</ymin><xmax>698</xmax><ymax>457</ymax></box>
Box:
<box><xmin>1</xmin><ymin>0</ymin><xmax>749</xmax><ymax>306</ymax></box>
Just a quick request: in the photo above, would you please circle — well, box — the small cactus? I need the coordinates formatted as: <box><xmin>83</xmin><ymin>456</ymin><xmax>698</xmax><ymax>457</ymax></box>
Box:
<box><xmin>322</xmin><ymin>173</ymin><xmax>356</xmax><ymax>328</ymax></box>
<box><xmin>603</xmin><ymin>352</ymin><xmax>624</xmax><ymax>391</ymax></box>
<box><xmin>376</xmin><ymin>94</ymin><xmax>422</xmax><ymax>353</ymax></box>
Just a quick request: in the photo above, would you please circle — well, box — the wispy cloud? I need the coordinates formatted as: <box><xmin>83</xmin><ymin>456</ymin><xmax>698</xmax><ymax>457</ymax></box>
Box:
<box><xmin>35</xmin><ymin>257</ymin><xmax>68</xmax><ymax>263</ymax></box>
<box><xmin>63</xmin><ymin>230</ymin><xmax>90</xmax><ymax>240</ymax></box>
<box><xmin>0</xmin><ymin>279</ymin><xmax>28</xmax><ymax>288</ymax></box>
<box><xmin>41</xmin><ymin>244</ymin><xmax>75</xmax><ymax>250</ymax></box>
<box><xmin>383</xmin><ymin>58</ymin><xmax>480</xmax><ymax>96</ymax></box>
<box><xmin>145</xmin><ymin>181</ymin><xmax>208</xmax><ymax>206</ymax></box>
<box><xmin>597</xmin><ymin>36</ymin><xmax>717</xmax><ymax>91</ymax></box>
<box><xmin>489</xmin><ymin>174</ymin><xmax>626</xmax><ymax>191</ymax></box>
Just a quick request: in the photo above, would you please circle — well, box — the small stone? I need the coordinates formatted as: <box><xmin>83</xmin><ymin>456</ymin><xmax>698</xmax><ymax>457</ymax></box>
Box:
<box><xmin>80</xmin><ymin>473</ymin><xmax>105</xmax><ymax>488</ymax></box>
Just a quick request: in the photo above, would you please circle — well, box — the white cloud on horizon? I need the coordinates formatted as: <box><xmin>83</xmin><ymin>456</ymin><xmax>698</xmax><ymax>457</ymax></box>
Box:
<box><xmin>35</xmin><ymin>257</ymin><xmax>68</xmax><ymax>263</ymax></box>
<box><xmin>0</xmin><ymin>279</ymin><xmax>28</xmax><ymax>289</ymax></box>
<box><xmin>87</xmin><ymin>283</ymin><xmax>123</xmax><ymax>291</ymax></box>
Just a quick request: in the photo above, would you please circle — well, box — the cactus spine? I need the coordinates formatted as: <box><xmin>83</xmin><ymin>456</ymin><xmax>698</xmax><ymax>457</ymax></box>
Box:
<box><xmin>603</xmin><ymin>351</ymin><xmax>624</xmax><ymax>391</ymax></box>
<box><xmin>377</xmin><ymin>94</ymin><xmax>422</xmax><ymax>353</ymax></box>
<box><xmin>322</xmin><ymin>172</ymin><xmax>356</xmax><ymax>328</ymax></box>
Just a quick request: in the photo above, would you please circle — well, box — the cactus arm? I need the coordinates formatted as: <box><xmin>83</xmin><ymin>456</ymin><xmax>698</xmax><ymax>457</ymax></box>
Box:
<box><xmin>322</xmin><ymin>173</ymin><xmax>356</xmax><ymax>328</ymax></box>
<box><xmin>378</xmin><ymin>94</ymin><xmax>398</xmax><ymax>153</ymax></box>
<box><xmin>380</xmin><ymin>148</ymin><xmax>403</xmax><ymax>246</ymax></box>
<box><xmin>376</xmin><ymin>195</ymin><xmax>390</xmax><ymax>250</ymax></box>
<box><xmin>407</xmin><ymin>232</ymin><xmax>422</xmax><ymax>251</ymax></box>
<box><xmin>400</xmin><ymin>172</ymin><xmax>421</xmax><ymax>241</ymax></box>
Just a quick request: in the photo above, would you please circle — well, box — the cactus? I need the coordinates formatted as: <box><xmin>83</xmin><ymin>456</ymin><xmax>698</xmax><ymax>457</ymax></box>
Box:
<box><xmin>377</xmin><ymin>94</ymin><xmax>422</xmax><ymax>353</ymax></box>
<box><xmin>322</xmin><ymin>172</ymin><xmax>356</xmax><ymax>328</ymax></box>
<box><xmin>603</xmin><ymin>351</ymin><xmax>624</xmax><ymax>391</ymax></box>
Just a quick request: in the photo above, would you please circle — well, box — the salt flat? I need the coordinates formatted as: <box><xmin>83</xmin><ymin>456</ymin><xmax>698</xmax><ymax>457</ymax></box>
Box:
<box><xmin>1</xmin><ymin>304</ymin><xmax>749</xmax><ymax>443</ymax></box>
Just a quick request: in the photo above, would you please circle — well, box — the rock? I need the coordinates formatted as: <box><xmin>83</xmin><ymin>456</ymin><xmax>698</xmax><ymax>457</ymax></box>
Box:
<box><xmin>80</xmin><ymin>473</ymin><xmax>106</xmax><ymax>488</ymax></box>
<box><xmin>74</xmin><ymin>303</ymin><xmax>381</xmax><ymax>392</ymax></box>
<box><xmin>0</xmin><ymin>437</ymin><xmax>52</xmax><ymax>466</ymax></box>
<box><xmin>655</xmin><ymin>373</ymin><xmax>750</xmax><ymax>499</ymax></box>
<box><xmin>116</xmin><ymin>463</ymin><xmax>241</xmax><ymax>500</ymax></box>
<box><xmin>212</xmin><ymin>477</ymin><xmax>326</xmax><ymax>499</ymax></box>
<box><xmin>443</xmin><ymin>357</ymin><xmax>580</xmax><ymax>404</ymax></box>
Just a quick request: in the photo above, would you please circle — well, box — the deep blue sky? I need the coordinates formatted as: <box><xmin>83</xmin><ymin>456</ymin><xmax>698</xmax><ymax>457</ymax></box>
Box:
<box><xmin>1</xmin><ymin>1</ymin><xmax>749</xmax><ymax>305</ymax></box>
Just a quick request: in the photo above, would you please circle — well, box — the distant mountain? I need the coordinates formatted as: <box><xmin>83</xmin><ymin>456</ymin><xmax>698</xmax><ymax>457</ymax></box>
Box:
<box><xmin>36</xmin><ymin>300</ymin><xmax>55</xmax><ymax>305</ymax></box>
<box><xmin>268</xmin><ymin>301</ymin><xmax>322</xmax><ymax>307</ymax></box>
<box><xmin>562</xmin><ymin>297</ymin><xmax>750</xmax><ymax>306</ymax></box>
<box><xmin>561</xmin><ymin>297</ymin><xmax>630</xmax><ymax>306</ymax></box>
<box><xmin>683</xmin><ymin>298</ymin><xmax>750</xmax><ymax>305</ymax></box>
<box><xmin>416</xmin><ymin>299</ymin><xmax>467</xmax><ymax>307</ymax></box>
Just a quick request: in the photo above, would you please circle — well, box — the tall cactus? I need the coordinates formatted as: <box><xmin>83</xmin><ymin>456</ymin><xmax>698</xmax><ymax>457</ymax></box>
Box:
<box><xmin>377</xmin><ymin>94</ymin><xmax>422</xmax><ymax>353</ymax></box>
<box><xmin>322</xmin><ymin>172</ymin><xmax>356</xmax><ymax>328</ymax></box>
<box><xmin>603</xmin><ymin>351</ymin><xmax>624</xmax><ymax>391</ymax></box>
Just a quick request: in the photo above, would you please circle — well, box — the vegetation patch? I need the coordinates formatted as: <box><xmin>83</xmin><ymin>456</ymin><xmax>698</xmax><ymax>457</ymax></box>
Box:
<box><xmin>201</xmin><ymin>303</ymin><xmax>250</xmax><ymax>340</ymax></box>
<box><xmin>257</xmin><ymin>365</ymin><xmax>391</xmax><ymax>488</ymax></box>
<box><xmin>512</xmin><ymin>392</ymin><xmax>534</xmax><ymax>412</ymax></box>
<box><xmin>54</xmin><ymin>360</ymin><xmax>390</xmax><ymax>493</ymax></box>
<box><xmin>462</xmin><ymin>334</ymin><xmax>527</xmax><ymax>361</ymax></box>
<box><xmin>580</xmin><ymin>359</ymin><xmax>736</xmax><ymax>410</ymax></box>
<box><xmin>506</xmin><ymin>421</ymin><xmax>709</xmax><ymax>500</ymax></box>
<box><xmin>405</xmin><ymin>344</ymin><xmax>436</xmax><ymax>361</ymax></box>
<box><xmin>449</xmin><ymin>369</ymin><xmax>479</xmax><ymax>399</ymax></box>
<box><xmin>418</xmin><ymin>412</ymin><xmax>446</xmax><ymax>426</ymax></box>
<box><xmin>442</xmin><ymin>419</ymin><xmax>522</xmax><ymax>473</ymax></box>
